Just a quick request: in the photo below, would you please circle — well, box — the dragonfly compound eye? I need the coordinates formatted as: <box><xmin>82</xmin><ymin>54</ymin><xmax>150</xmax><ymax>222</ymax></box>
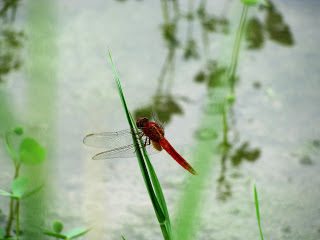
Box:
<box><xmin>136</xmin><ymin>117</ymin><xmax>149</xmax><ymax>129</ymax></box>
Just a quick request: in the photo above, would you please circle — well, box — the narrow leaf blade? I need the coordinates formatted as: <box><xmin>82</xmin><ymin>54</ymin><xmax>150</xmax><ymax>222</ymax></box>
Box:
<box><xmin>66</xmin><ymin>227</ymin><xmax>91</xmax><ymax>239</ymax></box>
<box><xmin>22</xmin><ymin>183</ymin><xmax>45</xmax><ymax>199</ymax></box>
<box><xmin>0</xmin><ymin>189</ymin><xmax>14</xmax><ymax>198</ymax></box>
<box><xmin>254</xmin><ymin>184</ymin><xmax>264</xmax><ymax>240</ymax></box>
<box><xmin>108</xmin><ymin>50</ymin><xmax>169</xmax><ymax>238</ymax></box>
<box><xmin>43</xmin><ymin>231</ymin><xmax>67</xmax><ymax>239</ymax></box>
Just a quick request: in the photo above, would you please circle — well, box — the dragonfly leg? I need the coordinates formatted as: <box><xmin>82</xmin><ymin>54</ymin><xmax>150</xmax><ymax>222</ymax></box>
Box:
<box><xmin>143</xmin><ymin>136</ymin><xmax>148</xmax><ymax>148</ymax></box>
<box><xmin>138</xmin><ymin>132</ymin><xmax>145</xmax><ymax>140</ymax></box>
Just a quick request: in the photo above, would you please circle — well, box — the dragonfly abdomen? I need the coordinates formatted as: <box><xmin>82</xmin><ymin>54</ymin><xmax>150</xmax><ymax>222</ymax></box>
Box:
<box><xmin>159</xmin><ymin>138</ymin><xmax>198</xmax><ymax>175</ymax></box>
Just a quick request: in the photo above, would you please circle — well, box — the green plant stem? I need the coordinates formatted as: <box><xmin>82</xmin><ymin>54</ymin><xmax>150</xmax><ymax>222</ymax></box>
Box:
<box><xmin>160</xmin><ymin>0</ymin><xmax>170</xmax><ymax>23</ymax></box>
<box><xmin>16</xmin><ymin>199</ymin><xmax>20</xmax><ymax>240</ymax></box>
<box><xmin>5</xmin><ymin>130</ymin><xmax>18</xmax><ymax>165</ymax></box>
<box><xmin>231</xmin><ymin>5</ymin><xmax>248</xmax><ymax>77</ymax></box>
<box><xmin>229</xmin><ymin>4</ymin><xmax>248</xmax><ymax>92</ymax></box>
<box><xmin>5</xmin><ymin>162</ymin><xmax>21</xmax><ymax>238</ymax></box>
<box><xmin>5</xmin><ymin>197</ymin><xmax>15</xmax><ymax>238</ymax></box>
<box><xmin>222</xmin><ymin>104</ymin><xmax>228</xmax><ymax>146</ymax></box>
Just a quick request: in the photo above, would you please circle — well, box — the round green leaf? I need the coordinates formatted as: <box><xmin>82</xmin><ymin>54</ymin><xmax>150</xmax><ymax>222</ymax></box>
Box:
<box><xmin>11</xmin><ymin>176</ymin><xmax>30</xmax><ymax>198</ymax></box>
<box><xmin>52</xmin><ymin>220</ymin><xmax>64</xmax><ymax>233</ymax></box>
<box><xmin>20</xmin><ymin>138</ymin><xmax>46</xmax><ymax>165</ymax></box>
<box><xmin>13</xmin><ymin>126</ymin><xmax>24</xmax><ymax>136</ymax></box>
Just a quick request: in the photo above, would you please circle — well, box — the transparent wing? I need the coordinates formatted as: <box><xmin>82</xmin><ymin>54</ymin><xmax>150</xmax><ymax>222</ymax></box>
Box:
<box><xmin>92</xmin><ymin>141</ymin><xmax>161</xmax><ymax>160</ymax></box>
<box><xmin>151</xmin><ymin>107</ymin><xmax>165</xmax><ymax>130</ymax></box>
<box><xmin>83</xmin><ymin>129</ymin><xmax>140</xmax><ymax>150</ymax></box>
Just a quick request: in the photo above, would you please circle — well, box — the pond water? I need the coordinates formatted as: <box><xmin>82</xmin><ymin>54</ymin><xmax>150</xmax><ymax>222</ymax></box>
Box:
<box><xmin>1</xmin><ymin>0</ymin><xmax>320</xmax><ymax>239</ymax></box>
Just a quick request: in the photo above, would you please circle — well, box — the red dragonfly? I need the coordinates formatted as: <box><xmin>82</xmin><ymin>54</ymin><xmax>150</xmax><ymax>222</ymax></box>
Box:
<box><xmin>83</xmin><ymin>117</ymin><xmax>198</xmax><ymax>175</ymax></box>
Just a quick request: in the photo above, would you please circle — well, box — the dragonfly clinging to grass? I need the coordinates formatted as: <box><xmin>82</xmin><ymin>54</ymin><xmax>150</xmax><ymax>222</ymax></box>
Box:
<box><xmin>83</xmin><ymin>116</ymin><xmax>198</xmax><ymax>175</ymax></box>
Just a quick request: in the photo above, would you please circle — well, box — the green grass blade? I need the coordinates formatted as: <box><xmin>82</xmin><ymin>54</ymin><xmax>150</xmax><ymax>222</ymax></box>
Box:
<box><xmin>254</xmin><ymin>184</ymin><xmax>264</xmax><ymax>240</ymax></box>
<box><xmin>108</xmin><ymin>50</ymin><xmax>172</xmax><ymax>239</ymax></box>
<box><xmin>144</xmin><ymin>152</ymin><xmax>172</xmax><ymax>237</ymax></box>
<box><xmin>129</xmin><ymin>112</ymin><xmax>172</xmax><ymax>237</ymax></box>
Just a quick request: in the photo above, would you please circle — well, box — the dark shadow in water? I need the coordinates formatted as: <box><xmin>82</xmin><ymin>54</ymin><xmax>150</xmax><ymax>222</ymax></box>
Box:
<box><xmin>230</xmin><ymin>142</ymin><xmax>261</xmax><ymax>166</ymax></box>
<box><xmin>245</xmin><ymin>1</ymin><xmax>294</xmax><ymax>49</ymax></box>
<box><xmin>134</xmin><ymin>94</ymin><xmax>188</xmax><ymax>124</ymax></box>
<box><xmin>290</xmin><ymin>139</ymin><xmax>320</xmax><ymax>166</ymax></box>
<box><xmin>0</xmin><ymin>0</ymin><xmax>24</xmax><ymax>136</ymax></box>
<box><xmin>0</xmin><ymin>0</ymin><xmax>24</xmax><ymax>83</ymax></box>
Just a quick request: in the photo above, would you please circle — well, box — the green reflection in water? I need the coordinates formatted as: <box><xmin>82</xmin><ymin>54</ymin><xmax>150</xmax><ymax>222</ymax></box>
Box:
<box><xmin>174</xmin><ymin>2</ymin><xmax>255</xmax><ymax>239</ymax></box>
<box><xmin>22</xmin><ymin>0</ymin><xmax>57</xmax><ymax>239</ymax></box>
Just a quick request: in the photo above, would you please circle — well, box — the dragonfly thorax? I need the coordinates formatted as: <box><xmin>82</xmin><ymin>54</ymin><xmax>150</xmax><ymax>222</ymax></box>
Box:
<box><xmin>136</xmin><ymin>117</ymin><xmax>164</xmax><ymax>142</ymax></box>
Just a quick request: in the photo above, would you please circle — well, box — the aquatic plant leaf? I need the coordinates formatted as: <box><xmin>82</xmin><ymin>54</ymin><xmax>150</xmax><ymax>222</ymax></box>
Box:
<box><xmin>52</xmin><ymin>220</ymin><xmax>64</xmax><ymax>233</ymax></box>
<box><xmin>20</xmin><ymin>137</ymin><xmax>46</xmax><ymax>165</ymax></box>
<box><xmin>0</xmin><ymin>189</ymin><xmax>14</xmax><ymax>198</ymax></box>
<box><xmin>21</xmin><ymin>183</ymin><xmax>45</xmax><ymax>199</ymax></box>
<box><xmin>65</xmin><ymin>227</ymin><xmax>91</xmax><ymax>239</ymax></box>
<box><xmin>43</xmin><ymin>231</ymin><xmax>67</xmax><ymax>239</ymax></box>
<box><xmin>11</xmin><ymin>176</ymin><xmax>29</xmax><ymax>198</ymax></box>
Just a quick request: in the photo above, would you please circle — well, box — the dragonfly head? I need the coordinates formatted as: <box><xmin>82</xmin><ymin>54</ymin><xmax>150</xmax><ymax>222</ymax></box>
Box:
<box><xmin>136</xmin><ymin>117</ymin><xmax>149</xmax><ymax>129</ymax></box>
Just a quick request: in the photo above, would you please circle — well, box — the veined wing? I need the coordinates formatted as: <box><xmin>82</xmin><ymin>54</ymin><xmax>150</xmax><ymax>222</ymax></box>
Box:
<box><xmin>83</xmin><ymin>129</ymin><xmax>138</xmax><ymax>150</ymax></box>
<box><xmin>92</xmin><ymin>142</ymin><xmax>161</xmax><ymax>160</ymax></box>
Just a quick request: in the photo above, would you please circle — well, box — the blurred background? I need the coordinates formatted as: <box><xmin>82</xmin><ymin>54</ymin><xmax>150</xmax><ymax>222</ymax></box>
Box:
<box><xmin>0</xmin><ymin>0</ymin><xmax>320</xmax><ymax>239</ymax></box>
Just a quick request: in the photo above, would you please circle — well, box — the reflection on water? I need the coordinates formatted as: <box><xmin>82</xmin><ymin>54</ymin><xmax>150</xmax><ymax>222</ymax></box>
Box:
<box><xmin>131</xmin><ymin>1</ymin><xmax>294</xmax><ymax>239</ymax></box>
<box><xmin>1</xmin><ymin>0</ymin><xmax>307</xmax><ymax>239</ymax></box>
<box><xmin>133</xmin><ymin>0</ymin><xmax>186</xmax><ymax>123</ymax></box>
<box><xmin>0</xmin><ymin>0</ymin><xmax>24</xmax><ymax>83</ymax></box>
<box><xmin>0</xmin><ymin>0</ymin><xmax>24</xmax><ymax>137</ymax></box>
<box><xmin>134</xmin><ymin>94</ymin><xmax>186</xmax><ymax>124</ymax></box>
<box><xmin>291</xmin><ymin>139</ymin><xmax>320</xmax><ymax>166</ymax></box>
<box><xmin>245</xmin><ymin>1</ymin><xmax>294</xmax><ymax>49</ymax></box>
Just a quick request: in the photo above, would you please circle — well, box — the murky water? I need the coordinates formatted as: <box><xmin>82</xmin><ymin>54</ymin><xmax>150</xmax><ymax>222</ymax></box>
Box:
<box><xmin>1</xmin><ymin>0</ymin><xmax>320</xmax><ymax>239</ymax></box>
